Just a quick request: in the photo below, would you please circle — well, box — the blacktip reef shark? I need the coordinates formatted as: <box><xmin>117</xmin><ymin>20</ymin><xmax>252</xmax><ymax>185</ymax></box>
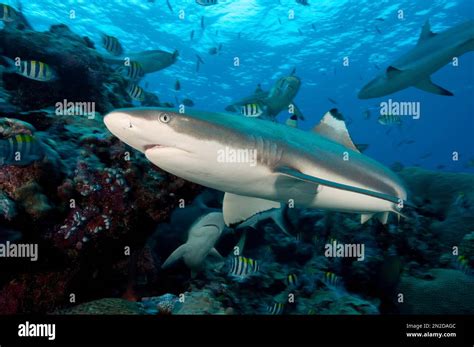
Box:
<box><xmin>104</xmin><ymin>107</ymin><xmax>407</xmax><ymax>226</ymax></box>
<box><xmin>162</xmin><ymin>211</ymin><xmax>225</xmax><ymax>278</ymax></box>
<box><xmin>226</xmin><ymin>75</ymin><xmax>306</xmax><ymax>121</ymax></box>
<box><xmin>358</xmin><ymin>20</ymin><xmax>474</xmax><ymax>99</ymax></box>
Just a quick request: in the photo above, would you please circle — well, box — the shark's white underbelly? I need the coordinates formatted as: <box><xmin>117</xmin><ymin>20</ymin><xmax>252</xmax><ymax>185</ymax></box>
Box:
<box><xmin>146</xmin><ymin>142</ymin><xmax>396</xmax><ymax>214</ymax></box>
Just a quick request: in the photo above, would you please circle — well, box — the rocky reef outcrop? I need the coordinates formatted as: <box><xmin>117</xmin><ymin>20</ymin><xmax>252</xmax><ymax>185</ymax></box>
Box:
<box><xmin>0</xmin><ymin>23</ymin><xmax>200</xmax><ymax>314</ymax></box>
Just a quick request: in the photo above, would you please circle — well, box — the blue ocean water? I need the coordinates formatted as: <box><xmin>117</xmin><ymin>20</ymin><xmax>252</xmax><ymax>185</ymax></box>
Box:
<box><xmin>14</xmin><ymin>0</ymin><xmax>473</xmax><ymax>172</ymax></box>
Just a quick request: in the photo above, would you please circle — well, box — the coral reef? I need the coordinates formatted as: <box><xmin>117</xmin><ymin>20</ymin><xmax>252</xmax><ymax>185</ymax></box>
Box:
<box><xmin>57</xmin><ymin>298</ymin><xmax>147</xmax><ymax>315</ymax></box>
<box><xmin>397</xmin><ymin>269</ymin><xmax>474</xmax><ymax>314</ymax></box>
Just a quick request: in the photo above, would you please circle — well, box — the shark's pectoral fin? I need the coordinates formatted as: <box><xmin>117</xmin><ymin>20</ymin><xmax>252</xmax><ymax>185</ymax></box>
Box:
<box><xmin>415</xmin><ymin>78</ymin><xmax>453</xmax><ymax>96</ymax></box>
<box><xmin>457</xmin><ymin>39</ymin><xmax>474</xmax><ymax>53</ymax></box>
<box><xmin>274</xmin><ymin>166</ymin><xmax>401</xmax><ymax>204</ymax></box>
<box><xmin>386</xmin><ymin>66</ymin><xmax>403</xmax><ymax>78</ymax></box>
<box><xmin>223</xmin><ymin>193</ymin><xmax>280</xmax><ymax>227</ymax></box>
<box><xmin>161</xmin><ymin>244</ymin><xmax>188</xmax><ymax>269</ymax></box>
<box><xmin>209</xmin><ymin>247</ymin><xmax>224</xmax><ymax>260</ymax></box>
<box><xmin>312</xmin><ymin>109</ymin><xmax>360</xmax><ymax>152</ymax></box>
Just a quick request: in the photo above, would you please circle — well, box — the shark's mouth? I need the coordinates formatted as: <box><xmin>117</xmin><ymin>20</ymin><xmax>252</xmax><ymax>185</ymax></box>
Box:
<box><xmin>143</xmin><ymin>144</ymin><xmax>166</xmax><ymax>151</ymax></box>
<box><xmin>143</xmin><ymin>144</ymin><xmax>191</xmax><ymax>154</ymax></box>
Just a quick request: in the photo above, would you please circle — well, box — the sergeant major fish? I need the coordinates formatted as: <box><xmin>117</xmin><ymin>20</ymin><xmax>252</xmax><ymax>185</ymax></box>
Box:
<box><xmin>102</xmin><ymin>34</ymin><xmax>124</xmax><ymax>56</ymax></box>
<box><xmin>126</xmin><ymin>84</ymin><xmax>145</xmax><ymax>101</ymax></box>
<box><xmin>0</xmin><ymin>3</ymin><xmax>17</xmax><ymax>22</ymax></box>
<box><xmin>0</xmin><ymin>134</ymin><xmax>44</xmax><ymax>166</ymax></box>
<box><xmin>241</xmin><ymin>103</ymin><xmax>264</xmax><ymax>118</ymax></box>
<box><xmin>228</xmin><ymin>256</ymin><xmax>259</xmax><ymax>279</ymax></box>
<box><xmin>118</xmin><ymin>61</ymin><xmax>145</xmax><ymax>80</ymax></box>
<box><xmin>1</xmin><ymin>57</ymin><xmax>58</xmax><ymax>82</ymax></box>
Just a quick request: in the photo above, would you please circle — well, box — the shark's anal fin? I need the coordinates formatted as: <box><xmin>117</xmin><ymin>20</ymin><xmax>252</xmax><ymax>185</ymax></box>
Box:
<box><xmin>223</xmin><ymin>193</ymin><xmax>280</xmax><ymax>227</ymax></box>
<box><xmin>415</xmin><ymin>78</ymin><xmax>453</xmax><ymax>96</ymax></box>
<box><xmin>161</xmin><ymin>244</ymin><xmax>188</xmax><ymax>269</ymax></box>
<box><xmin>312</xmin><ymin>109</ymin><xmax>360</xmax><ymax>153</ymax></box>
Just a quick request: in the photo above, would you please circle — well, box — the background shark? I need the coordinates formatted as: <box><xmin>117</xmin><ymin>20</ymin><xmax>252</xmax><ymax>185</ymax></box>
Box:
<box><xmin>161</xmin><ymin>211</ymin><xmax>225</xmax><ymax>278</ymax></box>
<box><xmin>359</xmin><ymin>20</ymin><xmax>474</xmax><ymax>99</ymax></box>
<box><xmin>104</xmin><ymin>49</ymin><xmax>179</xmax><ymax>74</ymax></box>
<box><xmin>225</xmin><ymin>75</ymin><xmax>305</xmax><ymax>121</ymax></box>
<box><xmin>104</xmin><ymin>108</ymin><xmax>407</xmax><ymax>225</ymax></box>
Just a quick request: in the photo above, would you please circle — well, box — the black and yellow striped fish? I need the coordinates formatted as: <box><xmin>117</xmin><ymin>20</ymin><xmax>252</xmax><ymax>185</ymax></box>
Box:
<box><xmin>126</xmin><ymin>83</ymin><xmax>145</xmax><ymax>101</ymax></box>
<box><xmin>456</xmin><ymin>255</ymin><xmax>471</xmax><ymax>275</ymax></box>
<box><xmin>13</xmin><ymin>60</ymin><xmax>57</xmax><ymax>82</ymax></box>
<box><xmin>118</xmin><ymin>61</ymin><xmax>145</xmax><ymax>80</ymax></box>
<box><xmin>322</xmin><ymin>271</ymin><xmax>341</xmax><ymax>288</ymax></box>
<box><xmin>0</xmin><ymin>4</ymin><xmax>17</xmax><ymax>23</ymax></box>
<box><xmin>287</xmin><ymin>273</ymin><xmax>298</xmax><ymax>286</ymax></box>
<box><xmin>0</xmin><ymin>134</ymin><xmax>44</xmax><ymax>166</ymax></box>
<box><xmin>228</xmin><ymin>256</ymin><xmax>259</xmax><ymax>278</ymax></box>
<box><xmin>240</xmin><ymin>103</ymin><xmax>264</xmax><ymax>118</ymax></box>
<box><xmin>378</xmin><ymin>114</ymin><xmax>402</xmax><ymax>125</ymax></box>
<box><xmin>102</xmin><ymin>34</ymin><xmax>123</xmax><ymax>56</ymax></box>
<box><xmin>267</xmin><ymin>302</ymin><xmax>285</xmax><ymax>315</ymax></box>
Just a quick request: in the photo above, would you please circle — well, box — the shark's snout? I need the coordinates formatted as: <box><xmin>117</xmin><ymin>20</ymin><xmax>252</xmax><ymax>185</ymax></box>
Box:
<box><xmin>104</xmin><ymin>111</ymin><xmax>130</xmax><ymax>132</ymax></box>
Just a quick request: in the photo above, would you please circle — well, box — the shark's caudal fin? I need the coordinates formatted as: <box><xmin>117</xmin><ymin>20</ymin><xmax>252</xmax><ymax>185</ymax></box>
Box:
<box><xmin>415</xmin><ymin>78</ymin><xmax>453</xmax><ymax>96</ymax></box>
<box><xmin>312</xmin><ymin>109</ymin><xmax>361</xmax><ymax>153</ymax></box>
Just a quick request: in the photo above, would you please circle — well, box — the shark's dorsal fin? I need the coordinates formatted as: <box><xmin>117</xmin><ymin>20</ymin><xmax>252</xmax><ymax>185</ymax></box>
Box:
<box><xmin>417</xmin><ymin>20</ymin><xmax>436</xmax><ymax>45</ymax></box>
<box><xmin>386</xmin><ymin>66</ymin><xmax>403</xmax><ymax>78</ymax></box>
<box><xmin>312</xmin><ymin>109</ymin><xmax>360</xmax><ymax>152</ymax></box>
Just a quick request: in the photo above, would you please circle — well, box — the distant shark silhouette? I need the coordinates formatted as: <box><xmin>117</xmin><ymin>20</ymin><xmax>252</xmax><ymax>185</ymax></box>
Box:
<box><xmin>226</xmin><ymin>75</ymin><xmax>305</xmax><ymax>120</ymax></box>
<box><xmin>358</xmin><ymin>20</ymin><xmax>474</xmax><ymax>99</ymax></box>
<box><xmin>104</xmin><ymin>50</ymin><xmax>179</xmax><ymax>74</ymax></box>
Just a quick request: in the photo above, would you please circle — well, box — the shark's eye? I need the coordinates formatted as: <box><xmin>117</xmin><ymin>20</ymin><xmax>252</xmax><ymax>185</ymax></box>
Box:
<box><xmin>159</xmin><ymin>113</ymin><xmax>171</xmax><ymax>123</ymax></box>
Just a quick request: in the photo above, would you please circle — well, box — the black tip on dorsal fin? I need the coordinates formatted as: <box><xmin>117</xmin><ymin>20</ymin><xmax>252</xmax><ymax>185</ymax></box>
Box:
<box><xmin>290</xmin><ymin>114</ymin><xmax>298</xmax><ymax>120</ymax></box>
<box><xmin>329</xmin><ymin>108</ymin><xmax>344</xmax><ymax>120</ymax></box>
